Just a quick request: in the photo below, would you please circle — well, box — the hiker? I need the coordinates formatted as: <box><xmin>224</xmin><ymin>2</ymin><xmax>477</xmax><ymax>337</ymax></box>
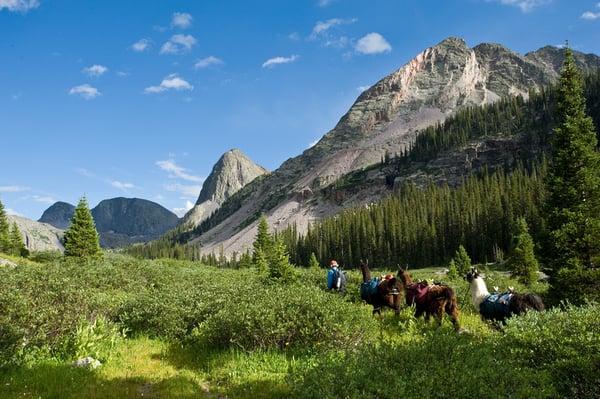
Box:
<box><xmin>327</xmin><ymin>260</ymin><xmax>346</xmax><ymax>293</ymax></box>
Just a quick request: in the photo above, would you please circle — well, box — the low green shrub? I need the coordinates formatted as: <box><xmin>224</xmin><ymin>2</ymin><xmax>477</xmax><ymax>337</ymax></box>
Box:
<box><xmin>193</xmin><ymin>283</ymin><xmax>378</xmax><ymax>351</ymax></box>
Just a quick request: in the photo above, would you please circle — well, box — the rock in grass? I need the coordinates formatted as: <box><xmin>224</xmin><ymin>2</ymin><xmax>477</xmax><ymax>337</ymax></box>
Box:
<box><xmin>0</xmin><ymin>258</ymin><xmax>17</xmax><ymax>268</ymax></box>
<box><xmin>72</xmin><ymin>356</ymin><xmax>102</xmax><ymax>369</ymax></box>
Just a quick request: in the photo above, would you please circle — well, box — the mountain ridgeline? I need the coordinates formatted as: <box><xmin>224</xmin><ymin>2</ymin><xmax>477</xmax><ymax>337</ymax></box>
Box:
<box><xmin>40</xmin><ymin>198</ymin><xmax>180</xmax><ymax>249</ymax></box>
<box><xmin>136</xmin><ymin>37</ymin><xmax>600</xmax><ymax>261</ymax></box>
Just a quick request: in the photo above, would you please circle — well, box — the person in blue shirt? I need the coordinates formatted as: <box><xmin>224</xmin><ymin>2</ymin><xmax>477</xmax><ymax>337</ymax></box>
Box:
<box><xmin>327</xmin><ymin>260</ymin><xmax>346</xmax><ymax>292</ymax></box>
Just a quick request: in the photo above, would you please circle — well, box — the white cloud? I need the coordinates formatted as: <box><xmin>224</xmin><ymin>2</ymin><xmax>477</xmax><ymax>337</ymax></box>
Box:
<box><xmin>355</xmin><ymin>33</ymin><xmax>392</xmax><ymax>55</ymax></box>
<box><xmin>0</xmin><ymin>185</ymin><xmax>29</xmax><ymax>193</ymax></box>
<box><xmin>144</xmin><ymin>74</ymin><xmax>193</xmax><ymax>94</ymax></box>
<box><xmin>357</xmin><ymin>85</ymin><xmax>370</xmax><ymax>92</ymax></box>
<box><xmin>288</xmin><ymin>32</ymin><xmax>301</xmax><ymax>41</ymax></box>
<box><xmin>131</xmin><ymin>38</ymin><xmax>151</xmax><ymax>52</ymax></box>
<box><xmin>5</xmin><ymin>208</ymin><xmax>23</xmax><ymax>216</ymax></box>
<box><xmin>317</xmin><ymin>0</ymin><xmax>336</xmax><ymax>7</ymax></box>
<box><xmin>69</xmin><ymin>84</ymin><xmax>101</xmax><ymax>100</ymax></box>
<box><xmin>117</xmin><ymin>71</ymin><xmax>130</xmax><ymax>77</ymax></box>
<box><xmin>172</xmin><ymin>200</ymin><xmax>194</xmax><ymax>217</ymax></box>
<box><xmin>262</xmin><ymin>55</ymin><xmax>299</xmax><ymax>68</ymax></box>
<box><xmin>581</xmin><ymin>3</ymin><xmax>600</xmax><ymax>20</ymax></box>
<box><xmin>164</xmin><ymin>183</ymin><xmax>202</xmax><ymax>198</ymax></box>
<box><xmin>308</xmin><ymin>138</ymin><xmax>320</xmax><ymax>148</ymax></box>
<box><xmin>111</xmin><ymin>180</ymin><xmax>135</xmax><ymax>191</ymax></box>
<box><xmin>156</xmin><ymin>159</ymin><xmax>204</xmax><ymax>182</ymax></box>
<box><xmin>171</xmin><ymin>12</ymin><xmax>193</xmax><ymax>29</ymax></box>
<box><xmin>310</xmin><ymin>18</ymin><xmax>356</xmax><ymax>38</ymax></box>
<box><xmin>0</xmin><ymin>0</ymin><xmax>39</xmax><ymax>12</ymax></box>
<box><xmin>75</xmin><ymin>167</ymin><xmax>95</xmax><ymax>177</ymax></box>
<box><xmin>491</xmin><ymin>0</ymin><xmax>551</xmax><ymax>12</ymax></box>
<box><xmin>195</xmin><ymin>56</ymin><xmax>224</xmax><ymax>69</ymax></box>
<box><xmin>24</xmin><ymin>195</ymin><xmax>56</xmax><ymax>205</ymax></box>
<box><xmin>160</xmin><ymin>34</ymin><xmax>197</xmax><ymax>55</ymax></box>
<box><xmin>582</xmin><ymin>11</ymin><xmax>600</xmax><ymax>19</ymax></box>
<box><xmin>82</xmin><ymin>64</ymin><xmax>108</xmax><ymax>77</ymax></box>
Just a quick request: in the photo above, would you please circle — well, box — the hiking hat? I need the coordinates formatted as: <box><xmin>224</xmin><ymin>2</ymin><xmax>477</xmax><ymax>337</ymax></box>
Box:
<box><xmin>330</xmin><ymin>260</ymin><xmax>338</xmax><ymax>267</ymax></box>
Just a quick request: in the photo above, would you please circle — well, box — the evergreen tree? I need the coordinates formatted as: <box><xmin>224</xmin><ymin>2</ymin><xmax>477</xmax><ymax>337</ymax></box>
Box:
<box><xmin>453</xmin><ymin>245</ymin><xmax>472</xmax><ymax>275</ymax></box>
<box><xmin>63</xmin><ymin>197</ymin><xmax>102</xmax><ymax>259</ymax></box>
<box><xmin>238</xmin><ymin>251</ymin><xmax>253</xmax><ymax>269</ymax></box>
<box><xmin>545</xmin><ymin>48</ymin><xmax>600</xmax><ymax>274</ymax></box>
<box><xmin>268</xmin><ymin>238</ymin><xmax>295</xmax><ymax>281</ymax></box>
<box><xmin>447</xmin><ymin>259</ymin><xmax>459</xmax><ymax>279</ymax></box>
<box><xmin>308</xmin><ymin>252</ymin><xmax>320</xmax><ymax>269</ymax></box>
<box><xmin>254</xmin><ymin>247</ymin><xmax>268</xmax><ymax>274</ymax></box>
<box><xmin>253</xmin><ymin>216</ymin><xmax>272</xmax><ymax>262</ymax></box>
<box><xmin>8</xmin><ymin>222</ymin><xmax>28</xmax><ymax>257</ymax></box>
<box><xmin>508</xmin><ymin>218</ymin><xmax>539</xmax><ymax>285</ymax></box>
<box><xmin>0</xmin><ymin>200</ymin><xmax>10</xmax><ymax>253</ymax></box>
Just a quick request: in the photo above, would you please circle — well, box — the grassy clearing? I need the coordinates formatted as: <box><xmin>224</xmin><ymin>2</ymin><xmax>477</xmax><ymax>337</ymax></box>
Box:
<box><xmin>0</xmin><ymin>254</ymin><xmax>598</xmax><ymax>398</ymax></box>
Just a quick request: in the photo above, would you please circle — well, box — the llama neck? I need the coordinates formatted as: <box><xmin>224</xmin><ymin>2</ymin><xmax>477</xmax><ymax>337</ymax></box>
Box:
<box><xmin>470</xmin><ymin>277</ymin><xmax>490</xmax><ymax>308</ymax></box>
<box><xmin>360</xmin><ymin>265</ymin><xmax>371</xmax><ymax>282</ymax></box>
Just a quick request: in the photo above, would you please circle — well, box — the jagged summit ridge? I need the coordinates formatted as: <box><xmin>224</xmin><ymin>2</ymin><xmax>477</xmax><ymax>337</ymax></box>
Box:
<box><xmin>183</xmin><ymin>148</ymin><xmax>268</xmax><ymax>227</ymax></box>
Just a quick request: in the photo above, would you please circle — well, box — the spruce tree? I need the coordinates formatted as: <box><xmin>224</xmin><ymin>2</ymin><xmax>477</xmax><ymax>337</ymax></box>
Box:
<box><xmin>447</xmin><ymin>259</ymin><xmax>459</xmax><ymax>279</ymax></box>
<box><xmin>308</xmin><ymin>252</ymin><xmax>320</xmax><ymax>269</ymax></box>
<box><xmin>453</xmin><ymin>245</ymin><xmax>472</xmax><ymax>274</ymax></box>
<box><xmin>0</xmin><ymin>200</ymin><xmax>10</xmax><ymax>253</ymax></box>
<box><xmin>508</xmin><ymin>218</ymin><xmax>539</xmax><ymax>285</ymax></box>
<box><xmin>545</xmin><ymin>48</ymin><xmax>600</xmax><ymax>303</ymax></box>
<box><xmin>8</xmin><ymin>222</ymin><xmax>27</xmax><ymax>257</ymax></box>
<box><xmin>63</xmin><ymin>197</ymin><xmax>102</xmax><ymax>259</ymax></box>
<box><xmin>268</xmin><ymin>238</ymin><xmax>295</xmax><ymax>281</ymax></box>
<box><xmin>253</xmin><ymin>216</ymin><xmax>272</xmax><ymax>262</ymax></box>
<box><xmin>254</xmin><ymin>247</ymin><xmax>268</xmax><ymax>274</ymax></box>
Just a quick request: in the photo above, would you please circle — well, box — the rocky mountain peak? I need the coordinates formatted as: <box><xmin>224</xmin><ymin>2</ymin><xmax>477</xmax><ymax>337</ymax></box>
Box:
<box><xmin>38</xmin><ymin>201</ymin><xmax>75</xmax><ymax>229</ymax></box>
<box><xmin>183</xmin><ymin>148</ymin><xmax>268</xmax><ymax>227</ymax></box>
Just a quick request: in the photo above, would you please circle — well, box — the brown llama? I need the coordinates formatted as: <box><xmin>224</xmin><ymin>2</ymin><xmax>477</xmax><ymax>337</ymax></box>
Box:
<box><xmin>397</xmin><ymin>268</ymin><xmax>461</xmax><ymax>331</ymax></box>
<box><xmin>359</xmin><ymin>260</ymin><xmax>402</xmax><ymax>316</ymax></box>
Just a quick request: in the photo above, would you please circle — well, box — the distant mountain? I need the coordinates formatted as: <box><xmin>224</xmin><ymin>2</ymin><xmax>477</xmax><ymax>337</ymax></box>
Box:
<box><xmin>8</xmin><ymin>214</ymin><xmax>64</xmax><ymax>252</ymax></box>
<box><xmin>91</xmin><ymin>198</ymin><xmax>180</xmax><ymax>248</ymax></box>
<box><xmin>38</xmin><ymin>201</ymin><xmax>75</xmax><ymax>229</ymax></box>
<box><xmin>182</xmin><ymin>148</ymin><xmax>268</xmax><ymax>227</ymax></box>
<box><xmin>40</xmin><ymin>197</ymin><xmax>180</xmax><ymax>248</ymax></box>
<box><xmin>169</xmin><ymin>37</ymin><xmax>600</xmax><ymax>257</ymax></box>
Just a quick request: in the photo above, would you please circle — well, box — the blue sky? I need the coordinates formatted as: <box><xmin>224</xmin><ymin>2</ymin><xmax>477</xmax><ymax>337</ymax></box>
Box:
<box><xmin>1</xmin><ymin>0</ymin><xmax>599</xmax><ymax>219</ymax></box>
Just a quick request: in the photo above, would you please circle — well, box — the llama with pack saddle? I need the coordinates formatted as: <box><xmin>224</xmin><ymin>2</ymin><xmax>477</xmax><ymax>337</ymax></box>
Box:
<box><xmin>466</xmin><ymin>267</ymin><xmax>544</xmax><ymax>323</ymax></box>
<box><xmin>359</xmin><ymin>260</ymin><xmax>402</xmax><ymax>315</ymax></box>
<box><xmin>397</xmin><ymin>268</ymin><xmax>461</xmax><ymax>331</ymax></box>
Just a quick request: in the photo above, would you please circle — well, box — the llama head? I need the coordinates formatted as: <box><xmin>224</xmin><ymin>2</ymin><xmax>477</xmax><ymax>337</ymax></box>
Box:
<box><xmin>465</xmin><ymin>267</ymin><xmax>480</xmax><ymax>282</ymax></box>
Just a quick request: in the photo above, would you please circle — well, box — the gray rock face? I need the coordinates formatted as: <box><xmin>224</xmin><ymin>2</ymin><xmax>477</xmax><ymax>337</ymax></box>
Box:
<box><xmin>170</xmin><ymin>38</ymin><xmax>600</xmax><ymax>256</ymax></box>
<box><xmin>38</xmin><ymin>201</ymin><xmax>75</xmax><ymax>229</ymax></box>
<box><xmin>183</xmin><ymin>149</ymin><xmax>268</xmax><ymax>227</ymax></box>
<box><xmin>7</xmin><ymin>215</ymin><xmax>64</xmax><ymax>253</ymax></box>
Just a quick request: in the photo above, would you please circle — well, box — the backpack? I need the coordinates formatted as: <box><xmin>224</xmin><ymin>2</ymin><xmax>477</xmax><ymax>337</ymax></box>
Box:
<box><xmin>328</xmin><ymin>268</ymin><xmax>347</xmax><ymax>292</ymax></box>
<box><xmin>337</xmin><ymin>269</ymin><xmax>347</xmax><ymax>293</ymax></box>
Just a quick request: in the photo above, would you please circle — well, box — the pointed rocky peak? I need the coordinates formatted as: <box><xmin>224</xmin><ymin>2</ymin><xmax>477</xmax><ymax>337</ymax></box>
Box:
<box><xmin>196</xmin><ymin>148</ymin><xmax>268</xmax><ymax>205</ymax></box>
<box><xmin>39</xmin><ymin>201</ymin><xmax>75</xmax><ymax>229</ymax></box>
<box><xmin>525</xmin><ymin>46</ymin><xmax>600</xmax><ymax>78</ymax></box>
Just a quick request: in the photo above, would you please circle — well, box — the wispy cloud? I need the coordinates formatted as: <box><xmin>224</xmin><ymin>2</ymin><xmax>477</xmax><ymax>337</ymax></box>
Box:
<box><xmin>317</xmin><ymin>0</ymin><xmax>337</xmax><ymax>7</ymax></box>
<box><xmin>489</xmin><ymin>0</ymin><xmax>552</xmax><ymax>13</ymax></box>
<box><xmin>262</xmin><ymin>55</ymin><xmax>299</xmax><ymax>68</ymax></box>
<box><xmin>581</xmin><ymin>2</ymin><xmax>600</xmax><ymax>20</ymax></box>
<box><xmin>171</xmin><ymin>12</ymin><xmax>193</xmax><ymax>29</ymax></box>
<box><xmin>355</xmin><ymin>33</ymin><xmax>392</xmax><ymax>55</ymax></box>
<box><xmin>0</xmin><ymin>0</ymin><xmax>39</xmax><ymax>12</ymax></box>
<box><xmin>69</xmin><ymin>84</ymin><xmax>101</xmax><ymax>100</ymax></box>
<box><xmin>163</xmin><ymin>183</ymin><xmax>202</xmax><ymax>198</ymax></box>
<box><xmin>5</xmin><ymin>208</ymin><xmax>22</xmax><ymax>216</ymax></box>
<box><xmin>0</xmin><ymin>185</ymin><xmax>29</xmax><ymax>193</ymax></box>
<box><xmin>110</xmin><ymin>180</ymin><xmax>135</xmax><ymax>191</ymax></box>
<box><xmin>310</xmin><ymin>18</ymin><xmax>356</xmax><ymax>39</ymax></box>
<box><xmin>21</xmin><ymin>194</ymin><xmax>56</xmax><ymax>205</ymax></box>
<box><xmin>160</xmin><ymin>34</ymin><xmax>197</xmax><ymax>55</ymax></box>
<box><xmin>357</xmin><ymin>85</ymin><xmax>370</xmax><ymax>92</ymax></box>
<box><xmin>194</xmin><ymin>56</ymin><xmax>224</xmax><ymax>69</ymax></box>
<box><xmin>75</xmin><ymin>167</ymin><xmax>95</xmax><ymax>177</ymax></box>
<box><xmin>308</xmin><ymin>138</ymin><xmax>320</xmax><ymax>148</ymax></box>
<box><xmin>82</xmin><ymin>64</ymin><xmax>108</xmax><ymax>77</ymax></box>
<box><xmin>156</xmin><ymin>159</ymin><xmax>204</xmax><ymax>182</ymax></box>
<box><xmin>131</xmin><ymin>38</ymin><xmax>152</xmax><ymax>52</ymax></box>
<box><xmin>145</xmin><ymin>74</ymin><xmax>193</xmax><ymax>94</ymax></box>
<box><xmin>172</xmin><ymin>200</ymin><xmax>194</xmax><ymax>217</ymax></box>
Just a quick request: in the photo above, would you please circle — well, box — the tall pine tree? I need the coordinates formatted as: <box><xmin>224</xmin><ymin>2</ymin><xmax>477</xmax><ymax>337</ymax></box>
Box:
<box><xmin>545</xmin><ymin>47</ymin><xmax>600</xmax><ymax>303</ymax></box>
<box><xmin>508</xmin><ymin>218</ymin><xmax>539</xmax><ymax>285</ymax></box>
<box><xmin>0</xmin><ymin>200</ymin><xmax>10</xmax><ymax>253</ymax></box>
<box><xmin>63</xmin><ymin>197</ymin><xmax>102</xmax><ymax>259</ymax></box>
<box><xmin>253</xmin><ymin>216</ymin><xmax>272</xmax><ymax>263</ymax></box>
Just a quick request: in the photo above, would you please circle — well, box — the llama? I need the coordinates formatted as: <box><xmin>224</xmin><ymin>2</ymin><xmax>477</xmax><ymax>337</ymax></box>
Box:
<box><xmin>466</xmin><ymin>268</ymin><xmax>544</xmax><ymax>323</ymax></box>
<box><xmin>359</xmin><ymin>260</ymin><xmax>402</xmax><ymax>315</ymax></box>
<box><xmin>397</xmin><ymin>268</ymin><xmax>461</xmax><ymax>331</ymax></box>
